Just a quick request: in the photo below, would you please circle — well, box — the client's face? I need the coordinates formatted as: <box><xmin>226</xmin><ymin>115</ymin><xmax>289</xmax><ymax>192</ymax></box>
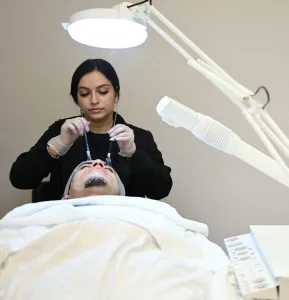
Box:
<box><xmin>67</xmin><ymin>159</ymin><xmax>120</xmax><ymax>199</ymax></box>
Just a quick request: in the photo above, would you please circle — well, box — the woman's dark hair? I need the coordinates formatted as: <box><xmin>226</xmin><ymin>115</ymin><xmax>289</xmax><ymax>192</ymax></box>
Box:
<box><xmin>70</xmin><ymin>58</ymin><xmax>120</xmax><ymax>104</ymax></box>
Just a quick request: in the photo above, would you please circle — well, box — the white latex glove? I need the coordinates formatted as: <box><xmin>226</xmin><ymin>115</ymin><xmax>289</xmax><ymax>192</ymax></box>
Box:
<box><xmin>59</xmin><ymin>117</ymin><xmax>90</xmax><ymax>146</ymax></box>
<box><xmin>108</xmin><ymin>124</ymin><xmax>136</xmax><ymax>157</ymax></box>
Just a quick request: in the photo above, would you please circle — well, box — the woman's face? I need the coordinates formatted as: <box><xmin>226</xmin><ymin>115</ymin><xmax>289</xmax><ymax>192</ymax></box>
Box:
<box><xmin>77</xmin><ymin>71</ymin><xmax>116</xmax><ymax>121</ymax></box>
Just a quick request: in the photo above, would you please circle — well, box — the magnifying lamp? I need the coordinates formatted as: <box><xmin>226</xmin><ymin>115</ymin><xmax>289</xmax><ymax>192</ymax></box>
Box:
<box><xmin>62</xmin><ymin>1</ymin><xmax>289</xmax><ymax>189</ymax></box>
<box><xmin>62</xmin><ymin>2</ymin><xmax>148</xmax><ymax>49</ymax></box>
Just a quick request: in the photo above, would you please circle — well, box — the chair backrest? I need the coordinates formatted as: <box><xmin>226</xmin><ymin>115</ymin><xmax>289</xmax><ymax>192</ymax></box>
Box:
<box><xmin>32</xmin><ymin>181</ymin><xmax>52</xmax><ymax>203</ymax></box>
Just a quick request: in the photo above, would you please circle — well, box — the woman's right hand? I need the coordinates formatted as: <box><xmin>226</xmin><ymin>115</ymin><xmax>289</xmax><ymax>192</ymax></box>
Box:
<box><xmin>59</xmin><ymin>117</ymin><xmax>90</xmax><ymax>146</ymax></box>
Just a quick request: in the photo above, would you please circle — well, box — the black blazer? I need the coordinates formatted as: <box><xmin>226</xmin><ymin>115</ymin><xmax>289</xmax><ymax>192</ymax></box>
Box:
<box><xmin>10</xmin><ymin>113</ymin><xmax>172</xmax><ymax>201</ymax></box>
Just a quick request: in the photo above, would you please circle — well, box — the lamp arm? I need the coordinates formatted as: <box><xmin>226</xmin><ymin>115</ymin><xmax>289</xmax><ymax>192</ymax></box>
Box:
<box><xmin>147</xmin><ymin>4</ymin><xmax>251</xmax><ymax>95</ymax></box>
<box><xmin>134</xmin><ymin>3</ymin><xmax>289</xmax><ymax>177</ymax></box>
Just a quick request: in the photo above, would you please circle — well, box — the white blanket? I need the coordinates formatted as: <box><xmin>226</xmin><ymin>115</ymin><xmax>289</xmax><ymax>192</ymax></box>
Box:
<box><xmin>0</xmin><ymin>196</ymin><xmax>241</xmax><ymax>300</ymax></box>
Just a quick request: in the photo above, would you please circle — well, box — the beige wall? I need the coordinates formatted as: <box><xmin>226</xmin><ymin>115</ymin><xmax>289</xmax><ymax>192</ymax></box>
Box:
<box><xmin>1</xmin><ymin>0</ymin><xmax>289</xmax><ymax>247</ymax></box>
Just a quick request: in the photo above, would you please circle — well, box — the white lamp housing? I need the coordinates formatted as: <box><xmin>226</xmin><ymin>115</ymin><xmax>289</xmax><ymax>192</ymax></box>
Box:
<box><xmin>62</xmin><ymin>2</ymin><xmax>148</xmax><ymax>49</ymax></box>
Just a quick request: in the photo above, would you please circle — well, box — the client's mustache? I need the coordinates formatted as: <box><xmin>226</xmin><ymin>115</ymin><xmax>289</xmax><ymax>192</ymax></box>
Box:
<box><xmin>84</xmin><ymin>175</ymin><xmax>107</xmax><ymax>188</ymax></box>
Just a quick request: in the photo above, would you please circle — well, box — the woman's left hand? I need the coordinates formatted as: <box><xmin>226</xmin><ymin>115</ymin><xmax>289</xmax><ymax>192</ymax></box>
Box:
<box><xmin>108</xmin><ymin>124</ymin><xmax>136</xmax><ymax>157</ymax></box>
